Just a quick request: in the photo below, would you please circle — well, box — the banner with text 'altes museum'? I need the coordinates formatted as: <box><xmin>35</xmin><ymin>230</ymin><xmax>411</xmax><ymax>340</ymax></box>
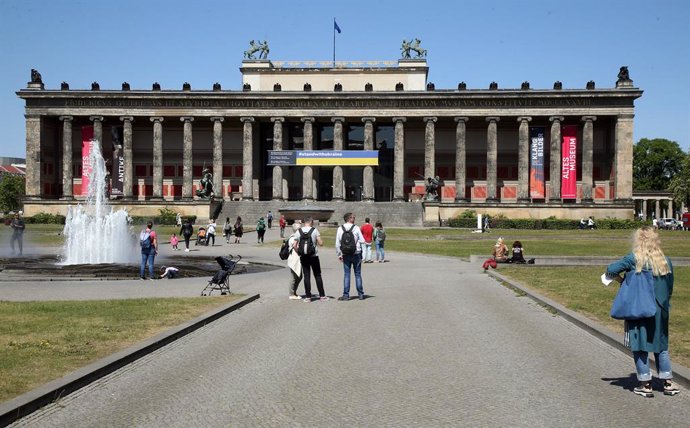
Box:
<box><xmin>81</xmin><ymin>126</ymin><xmax>94</xmax><ymax>196</ymax></box>
<box><xmin>529</xmin><ymin>127</ymin><xmax>545</xmax><ymax>198</ymax></box>
<box><xmin>561</xmin><ymin>125</ymin><xmax>578</xmax><ymax>199</ymax></box>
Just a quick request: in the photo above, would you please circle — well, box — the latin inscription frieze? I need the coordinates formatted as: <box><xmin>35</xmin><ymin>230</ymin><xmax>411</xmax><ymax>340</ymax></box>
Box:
<box><xmin>26</xmin><ymin>95</ymin><xmax>634</xmax><ymax>110</ymax></box>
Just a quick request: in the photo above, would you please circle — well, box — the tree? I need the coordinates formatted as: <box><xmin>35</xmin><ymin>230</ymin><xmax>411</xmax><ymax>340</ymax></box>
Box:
<box><xmin>633</xmin><ymin>138</ymin><xmax>685</xmax><ymax>191</ymax></box>
<box><xmin>0</xmin><ymin>174</ymin><xmax>25</xmax><ymax>212</ymax></box>
<box><xmin>668</xmin><ymin>149</ymin><xmax>690</xmax><ymax>209</ymax></box>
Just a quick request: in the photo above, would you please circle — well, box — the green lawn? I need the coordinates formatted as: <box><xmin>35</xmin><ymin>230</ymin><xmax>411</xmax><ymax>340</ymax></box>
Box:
<box><xmin>498</xmin><ymin>266</ymin><xmax>690</xmax><ymax>369</ymax></box>
<box><xmin>0</xmin><ymin>296</ymin><xmax>240</xmax><ymax>402</ymax></box>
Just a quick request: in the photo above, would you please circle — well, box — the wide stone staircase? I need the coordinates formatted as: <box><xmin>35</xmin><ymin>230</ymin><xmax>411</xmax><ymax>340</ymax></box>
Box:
<box><xmin>214</xmin><ymin>200</ymin><xmax>424</xmax><ymax>228</ymax></box>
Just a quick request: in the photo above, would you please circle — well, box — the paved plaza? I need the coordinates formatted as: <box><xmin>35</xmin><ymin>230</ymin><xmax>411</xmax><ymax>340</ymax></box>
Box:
<box><xmin>5</xmin><ymin>231</ymin><xmax>690</xmax><ymax>427</ymax></box>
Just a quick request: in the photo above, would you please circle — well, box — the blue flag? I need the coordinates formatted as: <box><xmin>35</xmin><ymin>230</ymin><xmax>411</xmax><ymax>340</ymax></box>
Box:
<box><xmin>334</xmin><ymin>20</ymin><xmax>341</xmax><ymax>33</ymax></box>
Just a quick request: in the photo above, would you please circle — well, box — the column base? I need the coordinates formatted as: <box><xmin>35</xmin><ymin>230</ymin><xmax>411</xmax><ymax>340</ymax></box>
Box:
<box><xmin>516</xmin><ymin>198</ymin><xmax>530</xmax><ymax>203</ymax></box>
<box><xmin>122</xmin><ymin>196</ymin><xmax>134</xmax><ymax>201</ymax></box>
<box><xmin>59</xmin><ymin>196</ymin><xmax>75</xmax><ymax>201</ymax></box>
<box><xmin>393</xmin><ymin>197</ymin><xmax>406</xmax><ymax>202</ymax></box>
<box><xmin>363</xmin><ymin>198</ymin><xmax>375</xmax><ymax>202</ymax></box>
<box><xmin>485</xmin><ymin>198</ymin><xmax>499</xmax><ymax>203</ymax></box>
<box><xmin>150</xmin><ymin>197</ymin><xmax>165</xmax><ymax>202</ymax></box>
<box><xmin>581</xmin><ymin>198</ymin><xmax>594</xmax><ymax>204</ymax></box>
<box><xmin>454</xmin><ymin>197</ymin><xmax>469</xmax><ymax>203</ymax></box>
<box><xmin>331</xmin><ymin>197</ymin><xmax>344</xmax><ymax>202</ymax></box>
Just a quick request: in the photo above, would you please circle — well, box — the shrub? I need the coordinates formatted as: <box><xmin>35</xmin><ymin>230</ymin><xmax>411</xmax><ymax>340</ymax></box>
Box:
<box><xmin>459</xmin><ymin>209</ymin><xmax>476</xmax><ymax>219</ymax></box>
<box><xmin>447</xmin><ymin>215</ymin><xmax>643</xmax><ymax>230</ymax></box>
<box><xmin>157</xmin><ymin>207</ymin><xmax>178</xmax><ymax>225</ymax></box>
<box><xmin>25</xmin><ymin>212</ymin><xmax>66</xmax><ymax>224</ymax></box>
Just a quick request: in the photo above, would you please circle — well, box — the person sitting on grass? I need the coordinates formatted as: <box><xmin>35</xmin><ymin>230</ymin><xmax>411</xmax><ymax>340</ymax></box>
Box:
<box><xmin>482</xmin><ymin>237</ymin><xmax>509</xmax><ymax>271</ymax></box>
<box><xmin>508</xmin><ymin>240</ymin><xmax>526</xmax><ymax>264</ymax></box>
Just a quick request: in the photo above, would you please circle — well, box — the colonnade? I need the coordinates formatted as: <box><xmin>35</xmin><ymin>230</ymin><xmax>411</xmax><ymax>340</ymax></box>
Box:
<box><xmin>35</xmin><ymin>113</ymin><xmax>634</xmax><ymax>203</ymax></box>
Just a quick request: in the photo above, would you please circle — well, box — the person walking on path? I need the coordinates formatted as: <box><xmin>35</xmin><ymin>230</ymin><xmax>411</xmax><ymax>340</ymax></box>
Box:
<box><xmin>267</xmin><ymin>211</ymin><xmax>273</xmax><ymax>229</ymax></box>
<box><xmin>287</xmin><ymin>223</ymin><xmax>304</xmax><ymax>300</ymax></box>
<box><xmin>234</xmin><ymin>216</ymin><xmax>243</xmax><ymax>244</ymax></box>
<box><xmin>335</xmin><ymin>212</ymin><xmax>366</xmax><ymax>301</ymax></box>
<box><xmin>139</xmin><ymin>221</ymin><xmax>158</xmax><ymax>280</ymax></box>
<box><xmin>374</xmin><ymin>221</ymin><xmax>386</xmax><ymax>262</ymax></box>
<box><xmin>360</xmin><ymin>217</ymin><xmax>374</xmax><ymax>263</ymax></box>
<box><xmin>170</xmin><ymin>233</ymin><xmax>179</xmax><ymax>251</ymax></box>
<box><xmin>223</xmin><ymin>217</ymin><xmax>233</xmax><ymax>244</ymax></box>
<box><xmin>256</xmin><ymin>217</ymin><xmax>267</xmax><ymax>244</ymax></box>
<box><xmin>179</xmin><ymin>219</ymin><xmax>194</xmax><ymax>252</ymax></box>
<box><xmin>296</xmin><ymin>216</ymin><xmax>327</xmax><ymax>302</ymax></box>
<box><xmin>279</xmin><ymin>214</ymin><xmax>286</xmax><ymax>238</ymax></box>
<box><xmin>604</xmin><ymin>226</ymin><xmax>680</xmax><ymax>398</ymax></box>
<box><xmin>10</xmin><ymin>213</ymin><xmax>26</xmax><ymax>256</ymax></box>
<box><xmin>175</xmin><ymin>212</ymin><xmax>182</xmax><ymax>228</ymax></box>
<box><xmin>206</xmin><ymin>219</ymin><xmax>217</xmax><ymax>247</ymax></box>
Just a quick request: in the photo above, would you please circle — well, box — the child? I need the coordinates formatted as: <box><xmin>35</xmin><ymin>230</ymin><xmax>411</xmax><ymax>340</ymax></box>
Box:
<box><xmin>160</xmin><ymin>266</ymin><xmax>179</xmax><ymax>279</ymax></box>
<box><xmin>170</xmin><ymin>233</ymin><xmax>179</xmax><ymax>251</ymax></box>
<box><xmin>374</xmin><ymin>221</ymin><xmax>386</xmax><ymax>262</ymax></box>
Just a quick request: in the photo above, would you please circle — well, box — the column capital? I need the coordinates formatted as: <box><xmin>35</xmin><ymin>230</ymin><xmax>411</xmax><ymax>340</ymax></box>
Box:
<box><xmin>180</xmin><ymin>116</ymin><xmax>194</xmax><ymax>122</ymax></box>
<box><xmin>301</xmin><ymin>117</ymin><xmax>315</xmax><ymax>123</ymax></box>
<box><xmin>270</xmin><ymin>117</ymin><xmax>284</xmax><ymax>123</ymax></box>
<box><xmin>240</xmin><ymin>116</ymin><xmax>255</xmax><ymax>123</ymax></box>
<box><xmin>59</xmin><ymin>115</ymin><xmax>73</xmax><ymax>122</ymax></box>
<box><xmin>392</xmin><ymin>117</ymin><xmax>407</xmax><ymax>123</ymax></box>
<box><xmin>150</xmin><ymin>116</ymin><xmax>164</xmax><ymax>123</ymax></box>
<box><xmin>119</xmin><ymin>116</ymin><xmax>134</xmax><ymax>122</ymax></box>
<box><xmin>361</xmin><ymin>117</ymin><xmax>376</xmax><ymax>123</ymax></box>
<box><xmin>331</xmin><ymin>117</ymin><xmax>345</xmax><ymax>123</ymax></box>
<box><xmin>549</xmin><ymin>116</ymin><xmax>564</xmax><ymax>123</ymax></box>
<box><xmin>24</xmin><ymin>114</ymin><xmax>41</xmax><ymax>120</ymax></box>
<box><xmin>581</xmin><ymin>115</ymin><xmax>597</xmax><ymax>122</ymax></box>
<box><xmin>618</xmin><ymin>113</ymin><xmax>635</xmax><ymax>120</ymax></box>
<box><xmin>89</xmin><ymin>115</ymin><xmax>104</xmax><ymax>122</ymax></box>
<box><xmin>485</xmin><ymin>116</ymin><xmax>500</xmax><ymax>123</ymax></box>
<box><xmin>516</xmin><ymin>116</ymin><xmax>532</xmax><ymax>123</ymax></box>
<box><xmin>454</xmin><ymin>117</ymin><xmax>469</xmax><ymax>123</ymax></box>
<box><xmin>210</xmin><ymin>116</ymin><xmax>225</xmax><ymax>122</ymax></box>
<box><xmin>423</xmin><ymin>116</ymin><xmax>437</xmax><ymax>123</ymax></box>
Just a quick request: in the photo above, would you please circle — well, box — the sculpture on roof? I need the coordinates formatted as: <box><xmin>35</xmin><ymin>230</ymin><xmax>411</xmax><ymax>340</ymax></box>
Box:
<box><xmin>401</xmin><ymin>39</ymin><xmax>427</xmax><ymax>59</ymax></box>
<box><xmin>31</xmin><ymin>69</ymin><xmax>42</xmax><ymax>84</ymax></box>
<box><xmin>244</xmin><ymin>40</ymin><xmax>269</xmax><ymax>60</ymax></box>
<box><xmin>617</xmin><ymin>66</ymin><xmax>631</xmax><ymax>82</ymax></box>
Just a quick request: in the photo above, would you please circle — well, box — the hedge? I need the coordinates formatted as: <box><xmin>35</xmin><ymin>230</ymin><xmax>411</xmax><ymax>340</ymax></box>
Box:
<box><xmin>448</xmin><ymin>216</ymin><xmax>647</xmax><ymax>230</ymax></box>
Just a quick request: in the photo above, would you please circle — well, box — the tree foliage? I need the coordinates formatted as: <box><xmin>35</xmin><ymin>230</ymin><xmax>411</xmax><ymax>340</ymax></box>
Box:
<box><xmin>633</xmin><ymin>138</ymin><xmax>685</xmax><ymax>191</ymax></box>
<box><xmin>0</xmin><ymin>174</ymin><xmax>25</xmax><ymax>212</ymax></box>
<box><xmin>668</xmin><ymin>149</ymin><xmax>690</xmax><ymax>208</ymax></box>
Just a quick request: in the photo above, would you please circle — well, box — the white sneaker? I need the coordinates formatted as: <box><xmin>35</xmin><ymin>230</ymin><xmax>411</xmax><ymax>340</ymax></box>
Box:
<box><xmin>185</xmin><ymin>248</ymin><xmax>190</xmax><ymax>252</ymax></box>
<box><xmin>289</xmin><ymin>295</ymin><xmax>302</xmax><ymax>300</ymax></box>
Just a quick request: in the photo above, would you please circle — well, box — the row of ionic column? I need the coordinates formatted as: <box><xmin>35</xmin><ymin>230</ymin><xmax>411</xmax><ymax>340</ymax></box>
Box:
<box><xmin>57</xmin><ymin>115</ymin><xmax>252</xmax><ymax>201</ymax></box>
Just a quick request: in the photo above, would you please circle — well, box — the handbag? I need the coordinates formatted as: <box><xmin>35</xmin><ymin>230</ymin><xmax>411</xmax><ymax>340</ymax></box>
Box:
<box><xmin>610</xmin><ymin>269</ymin><xmax>657</xmax><ymax>320</ymax></box>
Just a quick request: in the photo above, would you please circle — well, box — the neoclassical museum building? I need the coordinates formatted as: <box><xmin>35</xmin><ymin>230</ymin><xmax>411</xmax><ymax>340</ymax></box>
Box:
<box><xmin>17</xmin><ymin>54</ymin><xmax>642</xmax><ymax>225</ymax></box>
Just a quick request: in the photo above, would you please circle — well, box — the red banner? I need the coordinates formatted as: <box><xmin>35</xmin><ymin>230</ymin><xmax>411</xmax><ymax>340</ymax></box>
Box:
<box><xmin>81</xmin><ymin>126</ymin><xmax>94</xmax><ymax>196</ymax></box>
<box><xmin>561</xmin><ymin>125</ymin><xmax>578</xmax><ymax>199</ymax></box>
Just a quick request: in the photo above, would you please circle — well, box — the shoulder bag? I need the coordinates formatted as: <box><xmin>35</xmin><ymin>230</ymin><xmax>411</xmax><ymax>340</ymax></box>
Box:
<box><xmin>610</xmin><ymin>270</ymin><xmax>657</xmax><ymax>320</ymax></box>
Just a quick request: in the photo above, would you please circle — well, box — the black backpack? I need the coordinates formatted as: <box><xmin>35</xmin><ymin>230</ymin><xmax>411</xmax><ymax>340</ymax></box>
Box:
<box><xmin>297</xmin><ymin>228</ymin><xmax>316</xmax><ymax>256</ymax></box>
<box><xmin>340</xmin><ymin>225</ymin><xmax>357</xmax><ymax>255</ymax></box>
<box><xmin>279</xmin><ymin>239</ymin><xmax>290</xmax><ymax>260</ymax></box>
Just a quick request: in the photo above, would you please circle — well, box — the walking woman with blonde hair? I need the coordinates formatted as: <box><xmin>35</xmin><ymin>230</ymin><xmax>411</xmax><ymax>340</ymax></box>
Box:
<box><xmin>605</xmin><ymin>226</ymin><xmax>679</xmax><ymax>397</ymax></box>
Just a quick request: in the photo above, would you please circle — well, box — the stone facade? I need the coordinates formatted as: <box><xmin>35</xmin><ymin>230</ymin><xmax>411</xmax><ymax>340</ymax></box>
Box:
<box><xmin>17</xmin><ymin>59</ymin><xmax>642</xmax><ymax>223</ymax></box>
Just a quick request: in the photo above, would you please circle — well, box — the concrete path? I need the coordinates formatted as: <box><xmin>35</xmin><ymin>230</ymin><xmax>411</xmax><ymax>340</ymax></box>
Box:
<box><xmin>7</xmin><ymin>230</ymin><xmax>690</xmax><ymax>427</ymax></box>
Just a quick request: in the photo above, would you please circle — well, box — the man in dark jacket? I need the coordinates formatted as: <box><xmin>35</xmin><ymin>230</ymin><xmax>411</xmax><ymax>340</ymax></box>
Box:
<box><xmin>10</xmin><ymin>213</ymin><xmax>25</xmax><ymax>255</ymax></box>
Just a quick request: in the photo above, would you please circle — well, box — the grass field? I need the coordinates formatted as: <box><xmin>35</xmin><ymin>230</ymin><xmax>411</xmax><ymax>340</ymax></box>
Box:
<box><xmin>498</xmin><ymin>266</ymin><xmax>690</xmax><ymax>370</ymax></box>
<box><xmin>0</xmin><ymin>296</ymin><xmax>240</xmax><ymax>402</ymax></box>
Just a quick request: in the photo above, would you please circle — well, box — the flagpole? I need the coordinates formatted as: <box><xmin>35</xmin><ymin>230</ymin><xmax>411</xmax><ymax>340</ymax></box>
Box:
<box><xmin>333</xmin><ymin>17</ymin><xmax>336</xmax><ymax>67</ymax></box>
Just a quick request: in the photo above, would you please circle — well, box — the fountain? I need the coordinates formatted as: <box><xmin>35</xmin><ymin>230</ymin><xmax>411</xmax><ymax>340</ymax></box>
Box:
<box><xmin>62</xmin><ymin>140</ymin><xmax>134</xmax><ymax>264</ymax></box>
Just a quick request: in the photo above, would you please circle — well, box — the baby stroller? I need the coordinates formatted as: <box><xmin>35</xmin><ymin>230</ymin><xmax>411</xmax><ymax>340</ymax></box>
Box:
<box><xmin>195</xmin><ymin>227</ymin><xmax>207</xmax><ymax>246</ymax></box>
<box><xmin>201</xmin><ymin>254</ymin><xmax>241</xmax><ymax>296</ymax></box>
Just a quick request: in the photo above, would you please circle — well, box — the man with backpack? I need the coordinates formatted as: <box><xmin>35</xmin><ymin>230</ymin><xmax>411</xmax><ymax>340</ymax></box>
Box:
<box><xmin>256</xmin><ymin>217</ymin><xmax>267</xmax><ymax>244</ymax></box>
<box><xmin>295</xmin><ymin>217</ymin><xmax>327</xmax><ymax>302</ymax></box>
<box><xmin>139</xmin><ymin>221</ymin><xmax>158</xmax><ymax>281</ymax></box>
<box><xmin>335</xmin><ymin>212</ymin><xmax>366</xmax><ymax>301</ymax></box>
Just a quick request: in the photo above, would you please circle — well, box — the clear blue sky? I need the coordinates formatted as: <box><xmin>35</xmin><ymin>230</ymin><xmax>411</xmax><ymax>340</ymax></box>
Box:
<box><xmin>1</xmin><ymin>0</ymin><xmax>688</xmax><ymax>158</ymax></box>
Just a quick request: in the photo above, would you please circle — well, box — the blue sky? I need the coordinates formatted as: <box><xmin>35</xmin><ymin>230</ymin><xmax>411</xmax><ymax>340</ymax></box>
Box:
<box><xmin>1</xmin><ymin>0</ymin><xmax>688</xmax><ymax>158</ymax></box>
